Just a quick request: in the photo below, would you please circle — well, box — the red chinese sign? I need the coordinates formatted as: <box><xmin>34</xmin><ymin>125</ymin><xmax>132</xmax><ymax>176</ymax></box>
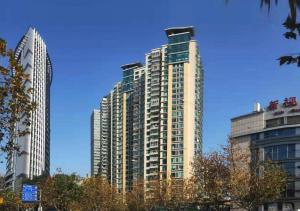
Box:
<box><xmin>269</xmin><ymin>97</ymin><xmax>297</xmax><ymax>110</ymax></box>
<box><xmin>268</xmin><ymin>100</ymin><xmax>279</xmax><ymax>110</ymax></box>
<box><xmin>283</xmin><ymin>97</ymin><xmax>297</xmax><ymax>107</ymax></box>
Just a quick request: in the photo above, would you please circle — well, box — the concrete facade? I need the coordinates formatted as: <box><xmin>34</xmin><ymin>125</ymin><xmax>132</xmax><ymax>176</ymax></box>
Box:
<box><xmin>91</xmin><ymin>26</ymin><xmax>204</xmax><ymax>193</ymax></box>
<box><xmin>6</xmin><ymin>27</ymin><xmax>52</xmax><ymax>190</ymax></box>
<box><xmin>231</xmin><ymin>98</ymin><xmax>300</xmax><ymax>211</ymax></box>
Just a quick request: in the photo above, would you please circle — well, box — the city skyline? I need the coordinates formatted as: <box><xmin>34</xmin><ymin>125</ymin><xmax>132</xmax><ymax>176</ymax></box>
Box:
<box><xmin>1</xmin><ymin>0</ymin><xmax>300</xmax><ymax>176</ymax></box>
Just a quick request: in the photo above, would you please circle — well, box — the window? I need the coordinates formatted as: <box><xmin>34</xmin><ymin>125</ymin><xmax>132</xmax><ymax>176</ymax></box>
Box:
<box><xmin>168</xmin><ymin>33</ymin><xmax>191</xmax><ymax>44</ymax></box>
<box><xmin>266</xmin><ymin>117</ymin><xmax>284</xmax><ymax>128</ymax></box>
<box><xmin>282</xmin><ymin>162</ymin><xmax>295</xmax><ymax>176</ymax></box>
<box><xmin>278</xmin><ymin>145</ymin><xmax>287</xmax><ymax>160</ymax></box>
<box><xmin>287</xmin><ymin>115</ymin><xmax>300</xmax><ymax>125</ymax></box>
<box><xmin>286</xmin><ymin>182</ymin><xmax>295</xmax><ymax>197</ymax></box>
<box><xmin>264</xmin><ymin>144</ymin><xmax>295</xmax><ymax>161</ymax></box>
<box><xmin>265</xmin><ymin>147</ymin><xmax>273</xmax><ymax>160</ymax></box>
<box><xmin>168</xmin><ymin>43</ymin><xmax>189</xmax><ymax>54</ymax></box>
<box><xmin>264</xmin><ymin>128</ymin><xmax>295</xmax><ymax>139</ymax></box>
<box><xmin>288</xmin><ymin>144</ymin><xmax>296</xmax><ymax>159</ymax></box>
<box><xmin>251</xmin><ymin>133</ymin><xmax>260</xmax><ymax>141</ymax></box>
<box><xmin>168</xmin><ymin>52</ymin><xmax>189</xmax><ymax>63</ymax></box>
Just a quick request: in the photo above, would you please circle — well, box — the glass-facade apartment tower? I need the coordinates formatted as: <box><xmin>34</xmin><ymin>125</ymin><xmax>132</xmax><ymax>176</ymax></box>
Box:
<box><xmin>144</xmin><ymin>27</ymin><xmax>203</xmax><ymax>182</ymax></box>
<box><xmin>91</xmin><ymin>26</ymin><xmax>203</xmax><ymax>193</ymax></box>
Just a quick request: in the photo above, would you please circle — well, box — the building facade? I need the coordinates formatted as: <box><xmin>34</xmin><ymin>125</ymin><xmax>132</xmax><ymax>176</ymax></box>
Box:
<box><xmin>99</xmin><ymin>96</ymin><xmax>111</xmax><ymax>178</ymax></box>
<box><xmin>91</xmin><ymin>26</ymin><xmax>204</xmax><ymax>193</ymax></box>
<box><xmin>144</xmin><ymin>27</ymin><xmax>203</xmax><ymax>182</ymax></box>
<box><xmin>231</xmin><ymin>97</ymin><xmax>300</xmax><ymax>211</ymax></box>
<box><xmin>5</xmin><ymin>27</ymin><xmax>52</xmax><ymax>190</ymax></box>
<box><xmin>91</xmin><ymin>109</ymin><xmax>101</xmax><ymax>176</ymax></box>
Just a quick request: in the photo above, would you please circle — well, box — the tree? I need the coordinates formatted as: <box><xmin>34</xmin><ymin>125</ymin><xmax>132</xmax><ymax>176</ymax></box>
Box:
<box><xmin>0</xmin><ymin>188</ymin><xmax>21</xmax><ymax>210</ymax></box>
<box><xmin>227</xmin><ymin>0</ymin><xmax>300</xmax><ymax>66</ymax></box>
<box><xmin>145</xmin><ymin>179</ymin><xmax>169</xmax><ymax>210</ymax></box>
<box><xmin>143</xmin><ymin>178</ymin><xmax>196</xmax><ymax>210</ymax></box>
<box><xmin>191</xmin><ymin>143</ymin><xmax>287</xmax><ymax>211</ymax></box>
<box><xmin>40</xmin><ymin>173</ymin><xmax>83</xmax><ymax>211</ymax></box>
<box><xmin>80</xmin><ymin>176</ymin><xmax>126</xmax><ymax>211</ymax></box>
<box><xmin>167</xmin><ymin>178</ymin><xmax>198</xmax><ymax>210</ymax></box>
<box><xmin>262</xmin><ymin>0</ymin><xmax>300</xmax><ymax>66</ymax></box>
<box><xmin>192</xmin><ymin>152</ymin><xmax>231</xmax><ymax>211</ymax></box>
<box><xmin>227</xmin><ymin>142</ymin><xmax>287</xmax><ymax>211</ymax></box>
<box><xmin>126</xmin><ymin>180</ymin><xmax>145</xmax><ymax>211</ymax></box>
<box><xmin>0</xmin><ymin>38</ymin><xmax>36</xmax><ymax>153</ymax></box>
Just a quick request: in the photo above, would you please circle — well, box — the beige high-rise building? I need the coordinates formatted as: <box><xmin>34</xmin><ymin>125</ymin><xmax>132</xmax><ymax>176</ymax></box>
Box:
<box><xmin>144</xmin><ymin>27</ymin><xmax>203</xmax><ymax>182</ymax></box>
<box><xmin>91</xmin><ymin>26</ymin><xmax>204</xmax><ymax>193</ymax></box>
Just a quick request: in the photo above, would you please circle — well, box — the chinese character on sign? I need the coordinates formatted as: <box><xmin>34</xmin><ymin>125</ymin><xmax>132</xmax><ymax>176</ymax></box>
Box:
<box><xmin>284</xmin><ymin>97</ymin><xmax>297</xmax><ymax>107</ymax></box>
<box><xmin>269</xmin><ymin>100</ymin><xmax>278</xmax><ymax>110</ymax></box>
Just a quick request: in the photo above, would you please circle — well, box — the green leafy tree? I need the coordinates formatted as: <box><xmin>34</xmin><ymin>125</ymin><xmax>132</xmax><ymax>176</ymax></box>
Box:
<box><xmin>0</xmin><ymin>38</ymin><xmax>36</xmax><ymax>153</ymax></box>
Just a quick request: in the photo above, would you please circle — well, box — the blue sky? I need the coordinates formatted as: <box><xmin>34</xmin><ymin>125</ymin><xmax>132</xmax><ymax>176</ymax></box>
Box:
<box><xmin>1</xmin><ymin>0</ymin><xmax>300</xmax><ymax>176</ymax></box>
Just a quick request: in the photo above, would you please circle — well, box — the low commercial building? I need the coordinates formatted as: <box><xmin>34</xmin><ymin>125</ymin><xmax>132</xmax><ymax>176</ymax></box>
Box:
<box><xmin>231</xmin><ymin>97</ymin><xmax>300</xmax><ymax>211</ymax></box>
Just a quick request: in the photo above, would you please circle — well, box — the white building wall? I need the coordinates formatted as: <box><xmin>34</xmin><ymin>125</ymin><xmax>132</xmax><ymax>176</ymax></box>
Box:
<box><xmin>6</xmin><ymin>27</ymin><xmax>52</xmax><ymax>190</ymax></box>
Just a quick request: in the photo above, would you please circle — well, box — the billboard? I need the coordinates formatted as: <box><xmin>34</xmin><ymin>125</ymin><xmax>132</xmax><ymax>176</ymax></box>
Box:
<box><xmin>22</xmin><ymin>185</ymin><xmax>38</xmax><ymax>203</ymax></box>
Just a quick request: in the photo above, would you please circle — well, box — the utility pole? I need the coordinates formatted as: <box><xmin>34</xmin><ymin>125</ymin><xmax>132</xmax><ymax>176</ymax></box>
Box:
<box><xmin>38</xmin><ymin>189</ymin><xmax>42</xmax><ymax>211</ymax></box>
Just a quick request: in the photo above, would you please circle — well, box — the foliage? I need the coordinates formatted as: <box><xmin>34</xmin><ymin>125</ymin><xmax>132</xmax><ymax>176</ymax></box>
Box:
<box><xmin>0</xmin><ymin>152</ymin><xmax>286</xmax><ymax>211</ymax></box>
<box><xmin>227</xmin><ymin>142</ymin><xmax>287</xmax><ymax>211</ymax></box>
<box><xmin>0</xmin><ymin>38</ymin><xmax>36</xmax><ymax>153</ymax></box>
<box><xmin>192</xmin><ymin>152</ymin><xmax>231</xmax><ymax>210</ymax></box>
<box><xmin>0</xmin><ymin>189</ymin><xmax>21</xmax><ymax>210</ymax></box>
<box><xmin>191</xmin><ymin>142</ymin><xmax>287</xmax><ymax>211</ymax></box>
<box><xmin>145</xmin><ymin>179</ymin><xmax>169</xmax><ymax>210</ymax></box>
<box><xmin>80</xmin><ymin>176</ymin><xmax>126</xmax><ymax>211</ymax></box>
<box><xmin>22</xmin><ymin>173</ymin><xmax>49</xmax><ymax>186</ymax></box>
<box><xmin>227</xmin><ymin>0</ymin><xmax>300</xmax><ymax>66</ymax></box>
<box><xmin>126</xmin><ymin>180</ymin><xmax>145</xmax><ymax>211</ymax></box>
<box><xmin>40</xmin><ymin>173</ymin><xmax>82</xmax><ymax>211</ymax></box>
<box><xmin>144</xmin><ymin>178</ymin><xmax>197</xmax><ymax>210</ymax></box>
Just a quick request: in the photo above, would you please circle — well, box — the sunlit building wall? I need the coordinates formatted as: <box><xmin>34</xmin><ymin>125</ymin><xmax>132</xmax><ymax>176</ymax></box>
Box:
<box><xmin>6</xmin><ymin>27</ymin><xmax>52</xmax><ymax>190</ymax></box>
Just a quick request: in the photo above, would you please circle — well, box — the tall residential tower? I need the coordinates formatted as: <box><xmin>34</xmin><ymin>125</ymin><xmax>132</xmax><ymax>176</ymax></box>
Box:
<box><xmin>91</xmin><ymin>26</ymin><xmax>204</xmax><ymax>193</ymax></box>
<box><xmin>91</xmin><ymin>109</ymin><xmax>101</xmax><ymax>176</ymax></box>
<box><xmin>5</xmin><ymin>28</ymin><xmax>52</xmax><ymax>189</ymax></box>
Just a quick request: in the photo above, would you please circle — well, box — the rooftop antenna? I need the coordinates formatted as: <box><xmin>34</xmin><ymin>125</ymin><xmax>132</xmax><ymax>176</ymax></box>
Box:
<box><xmin>254</xmin><ymin>102</ymin><xmax>261</xmax><ymax>112</ymax></box>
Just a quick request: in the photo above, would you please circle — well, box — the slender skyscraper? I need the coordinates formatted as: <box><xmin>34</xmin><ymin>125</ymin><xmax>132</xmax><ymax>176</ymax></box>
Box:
<box><xmin>5</xmin><ymin>28</ymin><xmax>52</xmax><ymax>189</ymax></box>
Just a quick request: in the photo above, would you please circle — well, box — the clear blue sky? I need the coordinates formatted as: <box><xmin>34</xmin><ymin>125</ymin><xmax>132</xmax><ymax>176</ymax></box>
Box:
<box><xmin>1</xmin><ymin>0</ymin><xmax>300</xmax><ymax>176</ymax></box>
